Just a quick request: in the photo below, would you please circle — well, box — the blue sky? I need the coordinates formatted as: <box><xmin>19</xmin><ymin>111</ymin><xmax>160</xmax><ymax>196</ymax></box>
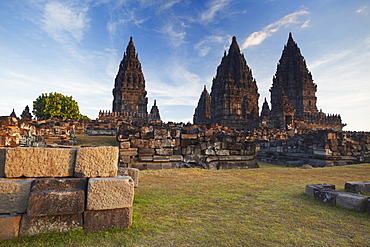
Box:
<box><xmin>0</xmin><ymin>0</ymin><xmax>369</xmax><ymax>131</ymax></box>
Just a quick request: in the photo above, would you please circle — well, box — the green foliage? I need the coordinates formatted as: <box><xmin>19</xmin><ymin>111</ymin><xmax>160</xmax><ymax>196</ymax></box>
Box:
<box><xmin>32</xmin><ymin>92</ymin><xmax>89</xmax><ymax>120</ymax></box>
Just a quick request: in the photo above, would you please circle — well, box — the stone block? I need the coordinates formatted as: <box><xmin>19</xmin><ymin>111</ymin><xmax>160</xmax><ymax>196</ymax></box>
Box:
<box><xmin>0</xmin><ymin>215</ymin><xmax>21</xmax><ymax>240</ymax></box>
<box><xmin>155</xmin><ymin>148</ymin><xmax>174</xmax><ymax>156</ymax></box>
<box><xmin>120</xmin><ymin>148</ymin><xmax>138</xmax><ymax>156</ymax></box>
<box><xmin>335</xmin><ymin>193</ymin><xmax>368</xmax><ymax>212</ymax></box>
<box><xmin>305</xmin><ymin>184</ymin><xmax>336</xmax><ymax>197</ymax></box>
<box><xmin>119</xmin><ymin>141</ymin><xmax>130</xmax><ymax>149</ymax></box>
<box><xmin>30</xmin><ymin>178</ymin><xmax>87</xmax><ymax>192</ymax></box>
<box><xmin>161</xmin><ymin>139</ymin><xmax>175</xmax><ymax>148</ymax></box>
<box><xmin>118</xmin><ymin>168</ymin><xmax>139</xmax><ymax>188</ymax></box>
<box><xmin>146</xmin><ymin>163</ymin><xmax>163</xmax><ymax>169</ymax></box>
<box><xmin>153</xmin><ymin>156</ymin><xmax>170</xmax><ymax>162</ymax></box>
<box><xmin>19</xmin><ymin>213</ymin><xmax>82</xmax><ymax>236</ymax></box>
<box><xmin>0</xmin><ymin>178</ymin><xmax>34</xmax><ymax>214</ymax></box>
<box><xmin>5</xmin><ymin>147</ymin><xmax>76</xmax><ymax>178</ymax></box>
<box><xmin>345</xmin><ymin>181</ymin><xmax>370</xmax><ymax>194</ymax></box>
<box><xmin>154</xmin><ymin>128</ymin><xmax>170</xmax><ymax>139</ymax></box>
<box><xmin>206</xmin><ymin>156</ymin><xmax>218</xmax><ymax>162</ymax></box>
<box><xmin>75</xmin><ymin>146</ymin><xmax>118</xmax><ymax>178</ymax></box>
<box><xmin>139</xmin><ymin>148</ymin><xmax>155</xmax><ymax>155</ymax></box>
<box><xmin>84</xmin><ymin>208</ymin><xmax>132</xmax><ymax>232</ymax></box>
<box><xmin>27</xmin><ymin>190</ymin><xmax>85</xmax><ymax>216</ymax></box>
<box><xmin>138</xmin><ymin>155</ymin><xmax>153</xmax><ymax>162</ymax></box>
<box><xmin>162</xmin><ymin>163</ymin><xmax>175</xmax><ymax>169</ymax></box>
<box><xmin>169</xmin><ymin>155</ymin><xmax>183</xmax><ymax>162</ymax></box>
<box><xmin>181</xmin><ymin>134</ymin><xmax>198</xmax><ymax>139</ymax></box>
<box><xmin>0</xmin><ymin>148</ymin><xmax>5</xmax><ymax>177</ymax></box>
<box><xmin>313</xmin><ymin>188</ymin><xmax>341</xmax><ymax>205</ymax></box>
<box><xmin>216</xmin><ymin>150</ymin><xmax>230</xmax><ymax>156</ymax></box>
<box><xmin>86</xmin><ymin>176</ymin><xmax>134</xmax><ymax>211</ymax></box>
<box><xmin>169</xmin><ymin>129</ymin><xmax>181</xmax><ymax>138</ymax></box>
<box><xmin>131</xmin><ymin>139</ymin><xmax>150</xmax><ymax>149</ymax></box>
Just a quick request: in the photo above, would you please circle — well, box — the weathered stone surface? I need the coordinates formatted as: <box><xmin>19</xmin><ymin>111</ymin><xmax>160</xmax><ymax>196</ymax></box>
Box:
<box><xmin>75</xmin><ymin>146</ymin><xmax>118</xmax><ymax>178</ymax></box>
<box><xmin>155</xmin><ymin>148</ymin><xmax>173</xmax><ymax>156</ymax></box>
<box><xmin>313</xmin><ymin>188</ymin><xmax>341</xmax><ymax>205</ymax></box>
<box><xmin>119</xmin><ymin>141</ymin><xmax>130</xmax><ymax>149</ymax></box>
<box><xmin>0</xmin><ymin>215</ymin><xmax>21</xmax><ymax>240</ymax></box>
<box><xmin>138</xmin><ymin>155</ymin><xmax>153</xmax><ymax>162</ymax></box>
<box><xmin>336</xmin><ymin>193</ymin><xmax>368</xmax><ymax>212</ymax></box>
<box><xmin>0</xmin><ymin>148</ymin><xmax>5</xmax><ymax>177</ymax></box>
<box><xmin>118</xmin><ymin>168</ymin><xmax>139</xmax><ymax>188</ymax></box>
<box><xmin>305</xmin><ymin>184</ymin><xmax>335</xmax><ymax>197</ymax></box>
<box><xmin>153</xmin><ymin>156</ymin><xmax>170</xmax><ymax>162</ymax></box>
<box><xmin>120</xmin><ymin>148</ymin><xmax>139</xmax><ymax>156</ymax></box>
<box><xmin>19</xmin><ymin>213</ymin><xmax>82</xmax><ymax>236</ymax></box>
<box><xmin>5</xmin><ymin>148</ymin><xmax>76</xmax><ymax>178</ymax></box>
<box><xmin>146</xmin><ymin>163</ymin><xmax>162</xmax><ymax>169</ymax></box>
<box><xmin>182</xmin><ymin>134</ymin><xmax>198</xmax><ymax>140</ymax></box>
<box><xmin>154</xmin><ymin>128</ymin><xmax>169</xmax><ymax>139</ymax></box>
<box><xmin>169</xmin><ymin>155</ymin><xmax>183</xmax><ymax>162</ymax></box>
<box><xmin>345</xmin><ymin>181</ymin><xmax>370</xmax><ymax>194</ymax></box>
<box><xmin>27</xmin><ymin>190</ymin><xmax>85</xmax><ymax>216</ymax></box>
<box><xmin>30</xmin><ymin>178</ymin><xmax>87</xmax><ymax>192</ymax></box>
<box><xmin>84</xmin><ymin>208</ymin><xmax>132</xmax><ymax>232</ymax></box>
<box><xmin>86</xmin><ymin>176</ymin><xmax>134</xmax><ymax>210</ymax></box>
<box><xmin>139</xmin><ymin>148</ymin><xmax>155</xmax><ymax>155</ymax></box>
<box><xmin>0</xmin><ymin>178</ymin><xmax>34</xmax><ymax>214</ymax></box>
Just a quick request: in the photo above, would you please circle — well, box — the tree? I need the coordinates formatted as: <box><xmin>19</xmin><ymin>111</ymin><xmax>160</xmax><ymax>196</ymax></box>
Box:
<box><xmin>32</xmin><ymin>92</ymin><xmax>89</xmax><ymax>120</ymax></box>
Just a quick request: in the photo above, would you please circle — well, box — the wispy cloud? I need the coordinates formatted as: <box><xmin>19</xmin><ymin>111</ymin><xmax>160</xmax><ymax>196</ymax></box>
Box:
<box><xmin>200</xmin><ymin>0</ymin><xmax>232</xmax><ymax>23</ymax></box>
<box><xmin>194</xmin><ymin>35</ymin><xmax>227</xmax><ymax>56</ymax></box>
<box><xmin>356</xmin><ymin>6</ymin><xmax>368</xmax><ymax>15</ymax></box>
<box><xmin>42</xmin><ymin>2</ymin><xmax>89</xmax><ymax>43</ymax></box>
<box><xmin>241</xmin><ymin>10</ymin><xmax>310</xmax><ymax>49</ymax></box>
<box><xmin>160</xmin><ymin>21</ymin><xmax>187</xmax><ymax>47</ymax></box>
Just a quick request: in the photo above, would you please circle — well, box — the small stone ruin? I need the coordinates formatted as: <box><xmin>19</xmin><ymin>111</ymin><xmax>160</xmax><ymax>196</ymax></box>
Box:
<box><xmin>0</xmin><ymin>146</ymin><xmax>138</xmax><ymax>240</ymax></box>
<box><xmin>306</xmin><ymin>182</ymin><xmax>370</xmax><ymax>213</ymax></box>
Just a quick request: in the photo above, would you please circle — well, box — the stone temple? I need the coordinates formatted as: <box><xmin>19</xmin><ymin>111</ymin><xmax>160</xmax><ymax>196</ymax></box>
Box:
<box><xmin>111</xmin><ymin>37</ymin><xmax>160</xmax><ymax>123</ymax></box>
<box><xmin>264</xmin><ymin>33</ymin><xmax>344</xmax><ymax>131</ymax></box>
<box><xmin>194</xmin><ymin>33</ymin><xmax>344</xmax><ymax>132</ymax></box>
<box><xmin>193</xmin><ymin>36</ymin><xmax>260</xmax><ymax>129</ymax></box>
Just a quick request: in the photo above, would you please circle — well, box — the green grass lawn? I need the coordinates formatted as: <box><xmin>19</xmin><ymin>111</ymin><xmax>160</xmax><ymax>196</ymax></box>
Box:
<box><xmin>3</xmin><ymin>163</ymin><xmax>370</xmax><ymax>246</ymax></box>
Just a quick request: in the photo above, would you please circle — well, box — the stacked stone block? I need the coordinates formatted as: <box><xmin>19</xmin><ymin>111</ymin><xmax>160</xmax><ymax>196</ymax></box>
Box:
<box><xmin>117</xmin><ymin>124</ymin><xmax>259</xmax><ymax>170</ymax></box>
<box><xmin>0</xmin><ymin>146</ymin><xmax>135</xmax><ymax>240</ymax></box>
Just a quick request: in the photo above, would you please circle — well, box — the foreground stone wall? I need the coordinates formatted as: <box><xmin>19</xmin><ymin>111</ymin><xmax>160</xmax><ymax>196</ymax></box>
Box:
<box><xmin>117</xmin><ymin>124</ymin><xmax>259</xmax><ymax>170</ymax></box>
<box><xmin>0</xmin><ymin>146</ymin><xmax>136</xmax><ymax>240</ymax></box>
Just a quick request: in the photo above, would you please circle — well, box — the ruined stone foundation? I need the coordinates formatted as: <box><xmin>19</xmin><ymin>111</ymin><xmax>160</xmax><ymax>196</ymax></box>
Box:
<box><xmin>0</xmin><ymin>147</ymin><xmax>136</xmax><ymax>240</ymax></box>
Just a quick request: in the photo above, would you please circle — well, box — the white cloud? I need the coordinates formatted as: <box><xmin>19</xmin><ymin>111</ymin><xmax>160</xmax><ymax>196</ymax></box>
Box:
<box><xmin>356</xmin><ymin>6</ymin><xmax>368</xmax><ymax>15</ymax></box>
<box><xmin>301</xmin><ymin>18</ymin><xmax>310</xmax><ymax>28</ymax></box>
<box><xmin>241</xmin><ymin>10</ymin><xmax>310</xmax><ymax>49</ymax></box>
<box><xmin>194</xmin><ymin>35</ymin><xmax>227</xmax><ymax>56</ymax></box>
<box><xmin>42</xmin><ymin>2</ymin><xmax>89</xmax><ymax>43</ymax></box>
<box><xmin>200</xmin><ymin>0</ymin><xmax>232</xmax><ymax>23</ymax></box>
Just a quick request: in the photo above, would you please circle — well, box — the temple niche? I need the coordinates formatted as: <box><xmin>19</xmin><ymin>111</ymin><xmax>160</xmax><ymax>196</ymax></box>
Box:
<box><xmin>266</xmin><ymin>33</ymin><xmax>345</xmax><ymax>131</ymax></box>
<box><xmin>194</xmin><ymin>36</ymin><xmax>260</xmax><ymax>129</ymax></box>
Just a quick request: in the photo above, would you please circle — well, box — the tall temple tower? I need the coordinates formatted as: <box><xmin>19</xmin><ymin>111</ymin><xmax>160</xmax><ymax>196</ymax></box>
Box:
<box><xmin>269</xmin><ymin>33</ymin><xmax>344</xmax><ymax>130</ymax></box>
<box><xmin>112</xmin><ymin>37</ymin><xmax>148</xmax><ymax>121</ymax></box>
<box><xmin>209</xmin><ymin>36</ymin><xmax>259</xmax><ymax>128</ymax></box>
<box><xmin>193</xmin><ymin>85</ymin><xmax>211</xmax><ymax>124</ymax></box>
<box><xmin>270</xmin><ymin>32</ymin><xmax>317</xmax><ymax>117</ymax></box>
